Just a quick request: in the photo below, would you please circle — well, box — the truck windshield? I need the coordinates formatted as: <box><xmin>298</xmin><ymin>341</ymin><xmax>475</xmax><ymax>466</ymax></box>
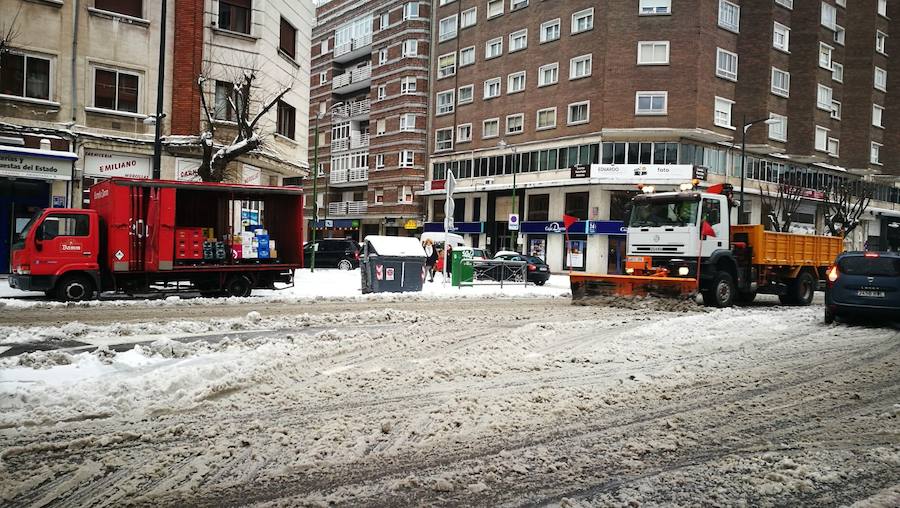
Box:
<box><xmin>629</xmin><ymin>200</ymin><xmax>699</xmax><ymax>228</ymax></box>
<box><xmin>17</xmin><ymin>212</ymin><xmax>41</xmax><ymax>241</ymax></box>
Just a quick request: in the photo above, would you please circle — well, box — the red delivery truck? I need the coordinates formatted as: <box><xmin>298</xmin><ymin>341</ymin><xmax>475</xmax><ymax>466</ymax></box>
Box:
<box><xmin>9</xmin><ymin>178</ymin><xmax>304</xmax><ymax>301</ymax></box>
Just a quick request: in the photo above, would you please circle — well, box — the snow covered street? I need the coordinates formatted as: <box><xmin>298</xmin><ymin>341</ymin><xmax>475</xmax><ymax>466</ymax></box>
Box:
<box><xmin>1</xmin><ymin>281</ymin><xmax>899</xmax><ymax>506</ymax></box>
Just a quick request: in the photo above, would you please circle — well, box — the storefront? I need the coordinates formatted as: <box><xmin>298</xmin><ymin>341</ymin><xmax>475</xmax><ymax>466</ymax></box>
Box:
<box><xmin>82</xmin><ymin>149</ymin><xmax>151</xmax><ymax>206</ymax></box>
<box><xmin>520</xmin><ymin>220</ymin><xmax>626</xmax><ymax>272</ymax></box>
<box><xmin>0</xmin><ymin>145</ymin><xmax>77</xmax><ymax>273</ymax></box>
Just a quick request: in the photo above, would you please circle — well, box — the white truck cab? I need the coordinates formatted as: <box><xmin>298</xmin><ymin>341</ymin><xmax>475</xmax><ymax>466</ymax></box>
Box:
<box><xmin>627</xmin><ymin>191</ymin><xmax>730</xmax><ymax>260</ymax></box>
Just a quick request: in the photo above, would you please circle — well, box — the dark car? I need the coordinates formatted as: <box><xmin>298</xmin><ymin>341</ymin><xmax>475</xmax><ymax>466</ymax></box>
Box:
<box><xmin>303</xmin><ymin>239</ymin><xmax>361</xmax><ymax>270</ymax></box>
<box><xmin>825</xmin><ymin>251</ymin><xmax>900</xmax><ymax>323</ymax></box>
<box><xmin>495</xmin><ymin>254</ymin><xmax>551</xmax><ymax>285</ymax></box>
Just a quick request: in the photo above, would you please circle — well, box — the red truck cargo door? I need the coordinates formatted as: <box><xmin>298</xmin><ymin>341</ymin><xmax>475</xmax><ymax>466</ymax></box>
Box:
<box><xmin>143</xmin><ymin>187</ymin><xmax>176</xmax><ymax>271</ymax></box>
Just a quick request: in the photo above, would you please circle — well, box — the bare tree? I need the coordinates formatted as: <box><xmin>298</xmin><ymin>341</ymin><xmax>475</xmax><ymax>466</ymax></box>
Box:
<box><xmin>196</xmin><ymin>69</ymin><xmax>291</xmax><ymax>182</ymax></box>
<box><xmin>760</xmin><ymin>175</ymin><xmax>804</xmax><ymax>232</ymax></box>
<box><xmin>0</xmin><ymin>4</ymin><xmax>23</xmax><ymax>68</ymax></box>
<box><xmin>822</xmin><ymin>179</ymin><xmax>875</xmax><ymax>238</ymax></box>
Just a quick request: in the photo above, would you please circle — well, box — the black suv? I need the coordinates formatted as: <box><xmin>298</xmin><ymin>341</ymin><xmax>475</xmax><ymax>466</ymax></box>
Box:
<box><xmin>303</xmin><ymin>239</ymin><xmax>361</xmax><ymax>270</ymax></box>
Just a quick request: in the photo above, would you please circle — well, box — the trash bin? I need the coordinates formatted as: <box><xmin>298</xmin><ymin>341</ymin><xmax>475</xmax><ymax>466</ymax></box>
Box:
<box><xmin>451</xmin><ymin>248</ymin><xmax>475</xmax><ymax>287</ymax></box>
<box><xmin>360</xmin><ymin>235</ymin><xmax>427</xmax><ymax>294</ymax></box>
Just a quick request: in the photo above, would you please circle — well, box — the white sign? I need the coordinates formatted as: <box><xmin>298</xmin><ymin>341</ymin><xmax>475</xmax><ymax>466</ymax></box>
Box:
<box><xmin>508</xmin><ymin>213</ymin><xmax>520</xmax><ymax>231</ymax></box>
<box><xmin>175</xmin><ymin>158</ymin><xmax>202</xmax><ymax>182</ymax></box>
<box><xmin>590</xmin><ymin>164</ymin><xmax>695</xmax><ymax>183</ymax></box>
<box><xmin>84</xmin><ymin>150</ymin><xmax>151</xmax><ymax>178</ymax></box>
<box><xmin>242</xmin><ymin>165</ymin><xmax>262</xmax><ymax>185</ymax></box>
<box><xmin>0</xmin><ymin>149</ymin><xmax>74</xmax><ymax>181</ymax></box>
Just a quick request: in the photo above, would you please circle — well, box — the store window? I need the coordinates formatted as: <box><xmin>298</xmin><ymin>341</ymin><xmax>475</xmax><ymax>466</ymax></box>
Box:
<box><xmin>527</xmin><ymin>194</ymin><xmax>549</xmax><ymax>221</ymax></box>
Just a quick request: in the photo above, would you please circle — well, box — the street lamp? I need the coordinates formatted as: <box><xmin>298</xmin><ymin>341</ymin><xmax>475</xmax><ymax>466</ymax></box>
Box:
<box><xmin>498</xmin><ymin>139</ymin><xmax>518</xmax><ymax>251</ymax></box>
<box><xmin>740</xmin><ymin>115</ymin><xmax>780</xmax><ymax>224</ymax></box>
<box><xmin>310</xmin><ymin>111</ymin><xmax>325</xmax><ymax>272</ymax></box>
<box><xmin>151</xmin><ymin>0</ymin><xmax>168</xmax><ymax>180</ymax></box>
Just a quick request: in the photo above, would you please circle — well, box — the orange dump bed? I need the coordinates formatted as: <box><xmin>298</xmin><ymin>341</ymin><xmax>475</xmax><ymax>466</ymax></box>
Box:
<box><xmin>731</xmin><ymin>225</ymin><xmax>842</xmax><ymax>267</ymax></box>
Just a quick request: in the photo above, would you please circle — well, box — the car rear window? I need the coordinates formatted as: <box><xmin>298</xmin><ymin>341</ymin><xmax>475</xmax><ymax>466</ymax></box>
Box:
<box><xmin>838</xmin><ymin>256</ymin><xmax>900</xmax><ymax>276</ymax></box>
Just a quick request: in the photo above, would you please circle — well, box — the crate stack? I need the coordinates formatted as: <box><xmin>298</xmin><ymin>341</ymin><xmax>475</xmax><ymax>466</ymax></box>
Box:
<box><xmin>175</xmin><ymin>228</ymin><xmax>203</xmax><ymax>260</ymax></box>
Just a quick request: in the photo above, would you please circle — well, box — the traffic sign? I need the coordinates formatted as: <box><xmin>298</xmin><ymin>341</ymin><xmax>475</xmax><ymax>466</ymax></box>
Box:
<box><xmin>508</xmin><ymin>213</ymin><xmax>520</xmax><ymax>231</ymax></box>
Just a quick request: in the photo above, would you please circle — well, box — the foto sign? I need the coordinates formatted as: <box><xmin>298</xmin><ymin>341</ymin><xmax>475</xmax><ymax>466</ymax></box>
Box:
<box><xmin>590</xmin><ymin>164</ymin><xmax>695</xmax><ymax>183</ymax></box>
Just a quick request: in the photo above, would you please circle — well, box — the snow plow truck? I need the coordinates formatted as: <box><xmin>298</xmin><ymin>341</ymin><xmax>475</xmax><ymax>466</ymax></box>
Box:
<box><xmin>570</xmin><ymin>184</ymin><xmax>843</xmax><ymax>307</ymax></box>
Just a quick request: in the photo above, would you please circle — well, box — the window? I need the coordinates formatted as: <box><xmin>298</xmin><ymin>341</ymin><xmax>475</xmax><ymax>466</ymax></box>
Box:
<box><xmin>377</xmin><ymin>85</ymin><xmax>386</xmax><ymax>100</ymax></box>
<box><xmin>511</xmin><ymin>0</ymin><xmax>528</xmax><ymax>10</ymax></box>
<box><xmin>572</xmin><ymin>8</ymin><xmax>594</xmax><ymax>34</ymax></box>
<box><xmin>461</xmin><ymin>7</ymin><xmax>477</xmax><ymax>28</ymax></box>
<box><xmin>458</xmin><ymin>84</ymin><xmax>474</xmax><ymax>104</ymax></box>
<box><xmin>873</xmin><ymin>104</ymin><xmax>884</xmax><ymax>127</ymax></box>
<box><xmin>214</xmin><ymin>80</ymin><xmax>238</xmax><ymax>121</ymax></box>
<box><xmin>399</xmin><ymin>186</ymin><xmax>414</xmax><ymax>204</ymax></box>
<box><xmin>509</xmin><ymin>29</ymin><xmax>527</xmax><ymax>52</ymax></box>
<box><xmin>380</xmin><ymin>12</ymin><xmax>389</xmax><ymax>30</ymax></box>
<box><xmin>402</xmin><ymin>40</ymin><xmax>418</xmax><ymax>57</ymax></box>
<box><xmin>536</xmin><ymin>107</ymin><xmax>556</xmax><ymax>130</ymax></box>
<box><xmin>457</xmin><ymin>124</ymin><xmax>472</xmax><ymax>142</ymax></box>
<box><xmin>435</xmin><ymin>128</ymin><xmax>453</xmax><ymax>151</ymax></box>
<box><xmin>487</xmin><ymin>0</ymin><xmax>504</xmax><ymax>18</ymax></box>
<box><xmin>321</xmin><ymin>39</ymin><xmax>329</xmax><ymax>53</ymax></box>
<box><xmin>459</xmin><ymin>46</ymin><xmax>475</xmax><ymax>67</ymax></box>
<box><xmin>716</xmin><ymin>48</ymin><xmax>738</xmax><ymax>81</ymax></box>
<box><xmin>400</xmin><ymin>150</ymin><xmax>415</xmax><ymax>167</ymax></box>
<box><xmin>276</xmin><ymin>100</ymin><xmax>295</xmax><ymax>139</ymax></box>
<box><xmin>714</xmin><ymin>96</ymin><xmax>733</xmax><ymax>127</ymax></box>
<box><xmin>832</xmin><ymin>62</ymin><xmax>844</xmax><ymax>83</ymax></box>
<box><xmin>570</xmin><ymin>54</ymin><xmax>592</xmax><ymax>79</ymax></box>
<box><xmin>718</xmin><ymin>0</ymin><xmax>740</xmax><ymax>32</ymax></box>
<box><xmin>401</xmin><ymin>76</ymin><xmax>417</xmax><ymax>94</ymax></box>
<box><xmin>773</xmin><ymin>22</ymin><xmax>790</xmax><ymax>52</ymax></box>
<box><xmin>831</xmin><ymin>100</ymin><xmax>841</xmax><ymax>120</ymax></box>
<box><xmin>878</xmin><ymin>0</ymin><xmax>887</xmax><ymax>17</ymax></box>
<box><xmin>833</xmin><ymin>25</ymin><xmax>845</xmax><ymax>45</ymax></box>
<box><xmin>540</xmin><ymin>19</ymin><xmax>560</xmax><ymax>43</ymax></box>
<box><xmin>635</xmin><ymin>91</ymin><xmax>667</xmax><ymax>115</ymax></box>
<box><xmin>439</xmin><ymin>0</ymin><xmax>455</xmax><ymax>5</ymax></box>
<box><xmin>815</xmin><ymin>126</ymin><xmax>829</xmax><ymax>152</ymax></box>
<box><xmin>218</xmin><ymin>0</ymin><xmax>251</xmax><ymax>34</ymax></box>
<box><xmin>485</xmin><ymin>37</ymin><xmax>503</xmax><ymax>59</ymax></box>
<box><xmin>375</xmin><ymin>189</ymin><xmax>384</xmax><ymax>203</ymax></box>
<box><xmin>875</xmin><ymin>67</ymin><xmax>887</xmax><ymax>91</ymax></box>
<box><xmin>568</xmin><ymin>101</ymin><xmax>589</xmax><ymax>124</ymax></box>
<box><xmin>439</xmin><ymin>15</ymin><xmax>458</xmax><ymax>41</ymax></box>
<box><xmin>877</xmin><ymin>31</ymin><xmax>888</xmax><ymax>54</ymax></box>
<box><xmin>821</xmin><ymin>2</ymin><xmax>837</xmax><ymax>30</ymax></box>
<box><xmin>375</xmin><ymin>154</ymin><xmax>385</xmax><ymax>168</ymax></box>
<box><xmin>871</xmin><ymin>142</ymin><xmax>882</xmax><ymax>164</ymax></box>
<box><xmin>771</xmin><ymin>67</ymin><xmax>790</xmax><ymax>97</ymax></box>
<box><xmin>40</xmin><ymin>214</ymin><xmax>90</xmax><ymax>238</ymax></box>
<box><xmin>506</xmin><ymin>113</ymin><xmax>524</xmax><ymax>135</ymax></box>
<box><xmin>819</xmin><ymin>42</ymin><xmax>833</xmax><ymax>69</ymax></box>
<box><xmin>538</xmin><ymin>63</ymin><xmax>558</xmax><ymax>86</ymax></box>
<box><xmin>816</xmin><ymin>84</ymin><xmax>833</xmax><ymax>111</ymax></box>
<box><xmin>483</xmin><ymin>118</ymin><xmax>499</xmax><ymax>138</ymax></box>
<box><xmin>508</xmin><ymin>71</ymin><xmax>526</xmax><ymax>93</ymax></box>
<box><xmin>437</xmin><ymin>90</ymin><xmax>455</xmax><ymax>114</ymax></box>
<box><xmin>320</xmin><ymin>71</ymin><xmax>329</xmax><ymax>84</ymax></box>
<box><xmin>404</xmin><ymin>2</ymin><xmax>419</xmax><ymax>20</ymax></box>
<box><xmin>438</xmin><ymin>53</ymin><xmax>456</xmax><ymax>78</ymax></box>
<box><xmin>776</xmin><ymin>0</ymin><xmax>793</xmax><ymax>8</ymax></box>
<box><xmin>768</xmin><ymin>113</ymin><xmax>787</xmax><ymax>142</ymax></box>
<box><xmin>93</xmin><ymin>68</ymin><xmax>139</xmax><ymax>113</ymax></box>
<box><xmin>640</xmin><ymin>0</ymin><xmax>671</xmax><ymax>15</ymax></box>
<box><xmin>400</xmin><ymin>113</ymin><xmax>416</xmax><ymax>131</ymax></box>
<box><xmin>376</xmin><ymin>119</ymin><xmax>386</xmax><ymax>135</ymax></box>
<box><xmin>0</xmin><ymin>52</ymin><xmax>51</xmax><ymax>101</ymax></box>
<box><xmin>96</xmin><ymin>0</ymin><xmax>142</xmax><ymax>18</ymax></box>
<box><xmin>484</xmin><ymin>77</ymin><xmax>501</xmax><ymax>99</ymax></box>
<box><xmin>637</xmin><ymin>41</ymin><xmax>670</xmax><ymax>65</ymax></box>
<box><xmin>279</xmin><ymin>17</ymin><xmax>296</xmax><ymax>58</ymax></box>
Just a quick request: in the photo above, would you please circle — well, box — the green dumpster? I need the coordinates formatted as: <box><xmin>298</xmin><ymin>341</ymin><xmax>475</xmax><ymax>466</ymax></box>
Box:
<box><xmin>451</xmin><ymin>249</ymin><xmax>474</xmax><ymax>286</ymax></box>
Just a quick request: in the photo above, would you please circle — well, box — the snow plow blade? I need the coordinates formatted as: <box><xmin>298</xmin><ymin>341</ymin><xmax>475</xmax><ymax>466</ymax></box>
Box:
<box><xmin>570</xmin><ymin>274</ymin><xmax>698</xmax><ymax>301</ymax></box>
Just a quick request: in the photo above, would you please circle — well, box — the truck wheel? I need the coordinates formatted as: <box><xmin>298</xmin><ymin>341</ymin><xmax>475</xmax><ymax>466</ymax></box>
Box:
<box><xmin>338</xmin><ymin>259</ymin><xmax>353</xmax><ymax>271</ymax></box>
<box><xmin>703</xmin><ymin>272</ymin><xmax>735</xmax><ymax>308</ymax></box>
<box><xmin>735</xmin><ymin>290</ymin><xmax>757</xmax><ymax>306</ymax></box>
<box><xmin>56</xmin><ymin>274</ymin><xmax>95</xmax><ymax>302</ymax></box>
<box><xmin>225</xmin><ymin>275</ymin><xmax>252</xmax><ymax>298</ymax></box>
<box><xmin>790</xmin><ymin>272</ymin><xmax>816</xmax><ymax>306</ymax></box>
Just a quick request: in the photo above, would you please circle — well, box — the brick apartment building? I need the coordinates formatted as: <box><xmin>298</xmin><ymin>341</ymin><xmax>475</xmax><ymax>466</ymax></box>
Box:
<box><xmin>423</xmin><ymin>0</ymin><xmax>900</xmax><ymax>274</ymax></box>
<box><xmin>306</xmin><ymin>0</ymin><xmax>431</xmax><ymax>242</ymax></box>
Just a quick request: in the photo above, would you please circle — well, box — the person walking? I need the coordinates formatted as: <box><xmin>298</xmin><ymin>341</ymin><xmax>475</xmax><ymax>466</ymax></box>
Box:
<box><xmin>424</xmin><ymin>239</ymin><xmax>438</xmax><ymax>282</ymax></box>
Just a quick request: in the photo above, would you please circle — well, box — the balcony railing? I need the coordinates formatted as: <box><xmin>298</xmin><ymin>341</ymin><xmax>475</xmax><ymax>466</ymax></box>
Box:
<box><xmin>332</xmin><ymin>65</ymin><xmax>372</xmax><ymax>91</ymax></box>
<box><xmin>331</xmin><ymin>133</ymin><xmax>369</xmax><ymax>152</ymax></box>
<box><xmin>333</xmin><ymin>99</ymin><xmax>371</xmax><ymax>119</ymax></box>
<box><xmin>333</xmin><ymin>33</ymin><xmax>372</xmax><ymax>58</ymax></box>
<box><xmin>329</xmin><ymin>167</ymin><xmax>369</xmax><ymax>185</ymax></box>
<box><xmin>351</xmin><ymin>133</ymin><xmax>370</xmax><ymax>149</ymax></box>
<box><xmin>328</xmin><ymin>200</ymin><xmax>368</xmax><ymax>215</ymax></box>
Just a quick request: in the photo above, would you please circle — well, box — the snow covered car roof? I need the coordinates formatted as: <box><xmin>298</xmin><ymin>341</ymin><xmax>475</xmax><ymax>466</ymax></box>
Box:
<box><xmin>364</xmin><ymin>235</ymin><xmax>426</xmax><ymax>257</ymax></box>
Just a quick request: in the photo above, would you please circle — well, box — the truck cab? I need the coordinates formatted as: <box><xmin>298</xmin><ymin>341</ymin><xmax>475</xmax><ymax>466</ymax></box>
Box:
<box><xmin>9</xmin><ymin>208</ymin><xmax>100</xmax><ymax>300</ymax></box>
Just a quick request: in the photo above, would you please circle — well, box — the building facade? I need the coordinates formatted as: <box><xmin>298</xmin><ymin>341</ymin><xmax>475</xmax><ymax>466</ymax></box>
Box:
<box><xmin>306</xmin><ymin>0</ymin><xmax>431</xmax><ymax>242</ymax></box>
<box><xmin>423</xmin><ymin>0</ymin><xmax>900</xmax><ymax>273</ymax></box>
<box><xmin>0</xmin><ymin>0</ymin><xmax>313</xmax><ymax>272</ymax></box>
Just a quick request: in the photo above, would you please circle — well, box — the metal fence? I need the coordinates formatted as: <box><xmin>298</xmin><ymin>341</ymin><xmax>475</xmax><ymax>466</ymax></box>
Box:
<box><xmin>459</xmin><ymin>259</ymin><xmax>528</xmax><ymax>287</ymax></box>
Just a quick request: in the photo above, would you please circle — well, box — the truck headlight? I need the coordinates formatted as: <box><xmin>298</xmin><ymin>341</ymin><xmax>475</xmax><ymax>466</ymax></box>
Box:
<box><xmin>678</xmin><ymin>266</ymin><xmax>690</xmax><ymax>276</ymax></box>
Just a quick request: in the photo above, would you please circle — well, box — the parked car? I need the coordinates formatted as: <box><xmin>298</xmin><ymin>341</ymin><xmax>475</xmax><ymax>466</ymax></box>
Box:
<box><xmin>494</xmin><ymin>253</ymin><xmax>552</xmax><ymax>285</ymax></box>
<box><xmin>303</xmin><ymin>239</ymin><xmax>361</xmax><ymax>270</ymax></box>
<box><xmin>825</xmin><ymin>251</ymin><xmax>900</xmax><ymax>323</ymax></box>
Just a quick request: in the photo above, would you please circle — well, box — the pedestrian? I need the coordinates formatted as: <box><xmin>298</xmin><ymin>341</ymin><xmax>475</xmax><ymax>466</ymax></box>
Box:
<box><xmin>424</xmin><ymin>239</ymin><xmax>438</xmax><ymax>282</ymax></box>
<box><xmin>446</xmin><ymin>244</ymin><xmax>453</xmax><ymax>276</ymax></box>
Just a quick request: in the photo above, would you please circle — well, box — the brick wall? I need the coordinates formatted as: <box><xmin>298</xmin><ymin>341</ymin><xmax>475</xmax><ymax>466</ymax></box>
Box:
<box><xmin>170</xmin><ymin>0</ymin><xmax>205</xmax><ymax>135</ymax></box>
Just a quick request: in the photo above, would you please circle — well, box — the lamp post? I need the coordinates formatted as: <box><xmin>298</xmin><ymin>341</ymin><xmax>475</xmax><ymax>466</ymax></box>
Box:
<box><xmin>740</xmin><ymin>115</ymin><xmax>780</xmax><ymax>224</ymax></box>
<box><xmin>151</xmin><ymin>0</ymin><xmax>167</xmax><ymax>180</ymax></box>
<box><xmin>310</xmin><ymin>112</ymin><xmax>324</xmax><ymax>272</ymax></box>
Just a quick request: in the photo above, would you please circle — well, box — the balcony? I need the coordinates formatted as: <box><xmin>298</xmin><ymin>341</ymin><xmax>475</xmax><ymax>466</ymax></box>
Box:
<box><xmin>331</xmin><ymin>133</ymin><xmax>369</xmax><ymax>152</ymax></box>
<box><xmin>328</xmin><ymin>200</ymin><xmax>368</xmax><ymax>216</ymax></box>
<box><xmin>333</xmin><ymin>99</ymin><xmax>371</xmax><ymax>121</ymax></box>
<box><xmin>332</xmin><ymin>65</ymin><xmax>372</xmax><ymax>95</ymax></box>
<box><xmin>333</xmin><ymin>33</ymin><xmax>373</xmax><ymax>64</ymax></box>
<box><xmin>330</xmin><ymin>167</ymin><xmax>369</xmax><ymax>187</ymax></box>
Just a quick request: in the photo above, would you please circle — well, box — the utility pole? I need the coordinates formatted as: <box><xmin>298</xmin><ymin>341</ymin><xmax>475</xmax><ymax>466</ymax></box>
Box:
<box><xmin>151</xmin><ymin>0</ymin><xmax>167</xmax><ymax>179</ymax></box>
<box><xmin>310</xmin><ymin>113</ymin><xmax>321</xmax><ymax>272</ymax></box>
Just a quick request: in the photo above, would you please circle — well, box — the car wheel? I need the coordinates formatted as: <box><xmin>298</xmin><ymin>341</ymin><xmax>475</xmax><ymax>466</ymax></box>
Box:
<box><xmin>704</xmin><ymin>271</ymin><xmax>735</xmax><ymax>308</ymax></box>
<box><xmin>226</xmin><ymin>275</ymin><xmax>252</xmax><ymax>298</ymax></box>
<box><xmin>56</xmin><ymin>274</ymin><xmax>95</xmax><ymax>302</ymax></box>
<box><xmin>338</xmin><ymin>259</ymin><xmax>353</xmax><ymax>271</ymax></box>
